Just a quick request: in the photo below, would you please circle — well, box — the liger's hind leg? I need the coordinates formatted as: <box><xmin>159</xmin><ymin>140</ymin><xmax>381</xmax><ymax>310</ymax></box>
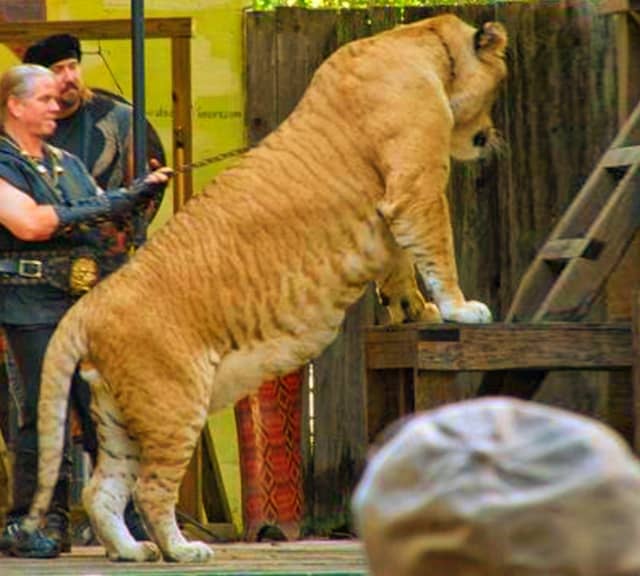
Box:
<box><xmin>132</xmin><ymin>379</ymin><xmax>213</xmax><ymax>563</ymax></box>
<box><xmin>81</xmin><ymin>366</ymin><xmax>160</xmax><ymax>562</ymax></box>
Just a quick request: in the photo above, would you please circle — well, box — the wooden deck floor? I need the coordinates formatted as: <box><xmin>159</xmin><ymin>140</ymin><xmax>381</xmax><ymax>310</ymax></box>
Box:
<box><xmin>0</xmin><ymin>540</ymin><xmax>368</xmax><ymax>575</ymax></box>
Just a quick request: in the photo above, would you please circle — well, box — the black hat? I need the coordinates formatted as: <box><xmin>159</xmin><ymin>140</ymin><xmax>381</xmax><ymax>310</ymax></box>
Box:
<box><xmin>23</xmin><ymin>34</ymin><xmax>82</xmax><ymax>68</ymax></box>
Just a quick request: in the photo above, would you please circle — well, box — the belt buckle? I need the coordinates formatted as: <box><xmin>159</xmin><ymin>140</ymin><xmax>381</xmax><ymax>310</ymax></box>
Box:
<box><xmin>69</xmin><ymin>256</ymin><xmax>99</xmax><ymax>295</ymax></box>
<box><xmin>18</xmin><ymin>259</ymin><xmax>43</xmax><ymax>279</ymax></box>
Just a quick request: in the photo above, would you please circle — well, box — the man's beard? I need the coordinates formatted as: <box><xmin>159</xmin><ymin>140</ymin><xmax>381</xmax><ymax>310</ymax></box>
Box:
<box><xmin>58</xmin><ymin>84</ymin><xmax>80</xmax><ymax>111</ymax></box>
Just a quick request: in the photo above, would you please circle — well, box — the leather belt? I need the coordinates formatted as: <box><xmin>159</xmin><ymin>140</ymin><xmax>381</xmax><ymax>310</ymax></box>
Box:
<box><xmin>0</xmin><ymin>258</ymin><xmax>44</xmax><ymax>279</ymax></box>
<box><xmin>0</xmin><ymin>251</ymin><xmax>100</xmax><ymax>295</ymax></box>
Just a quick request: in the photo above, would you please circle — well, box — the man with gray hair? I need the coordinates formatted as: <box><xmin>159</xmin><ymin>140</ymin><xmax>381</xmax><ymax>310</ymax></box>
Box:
<box><xmin>21</xmin><ymin>32</ymin><xmax>166</xmax><ymax>544</ymax></box>
<box><xmin>0</xmin><ymin>63</ymin><xmax>171</xmax><ymax>558</ymax></box>
<box><xmin>353</xmin><ymin>398</ymin><xmax>640</xmax><ymax>575</ymax></box>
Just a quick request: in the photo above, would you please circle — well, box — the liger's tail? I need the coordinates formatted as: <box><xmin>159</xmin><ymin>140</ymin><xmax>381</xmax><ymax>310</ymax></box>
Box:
<box><xmin>22</xmin><ymin>299</ymin><xmax>90</xmax><ymax>533</ymax></box>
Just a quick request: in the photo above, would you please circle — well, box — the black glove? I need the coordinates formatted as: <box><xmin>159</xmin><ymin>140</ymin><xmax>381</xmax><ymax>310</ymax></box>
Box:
<box><xmin>54</xmin><ymin>173</ymin><xmax>171</xmax><ymax>232</ymax></box>
<box><xmin>129</xmin><ymin>172</ymin><xmax>170</xmax><ymax>204</ymax></box>
<box><xmin>54</xmin><ymin>188</ymin><xmax>136</xmax><ymax>230</ymax></box>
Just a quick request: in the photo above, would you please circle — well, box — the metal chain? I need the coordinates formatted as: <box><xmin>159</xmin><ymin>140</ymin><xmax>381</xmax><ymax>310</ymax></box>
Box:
<box><xmin>174</xmin><ymin>147</ymin><xmax>250</xmax><ymax>174</ymax></box>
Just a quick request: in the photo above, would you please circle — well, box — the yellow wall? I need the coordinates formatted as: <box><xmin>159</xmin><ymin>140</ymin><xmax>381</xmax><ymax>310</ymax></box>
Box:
<box><xmin>42</xmin><ymin>0</ymin><xmax>251</xmax><ymax>532</ymax></box>
<box><xmin>47</xmin><ymin>0</ymin><xmax>249</xmax><ymax>230</ymax></box>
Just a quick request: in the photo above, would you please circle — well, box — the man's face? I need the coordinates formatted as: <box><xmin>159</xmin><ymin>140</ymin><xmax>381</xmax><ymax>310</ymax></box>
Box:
<box><xmin>11</xmin><ymin>75</ymin><xmax>59</xmax><ymax>137</ymax></box>
<box><xmin>49</xmin><ymin>57</ymin><xmax>83</xmax><ymax>114</ymax></box>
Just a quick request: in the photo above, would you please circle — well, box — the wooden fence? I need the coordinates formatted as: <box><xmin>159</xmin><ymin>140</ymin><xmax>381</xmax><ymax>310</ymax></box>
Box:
<box><xmin>245</xmin><ymin>2</ymin><xmax>619</xmax><ymax>533</ymax></box>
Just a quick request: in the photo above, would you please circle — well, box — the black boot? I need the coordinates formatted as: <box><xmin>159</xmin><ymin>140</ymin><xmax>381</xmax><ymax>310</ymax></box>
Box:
<box><xmin>43</xmin><ymin>512</ymin><xmax>71</xmax><ymax>553</ymax></box>
<box><xmin>10</xmin><ymin>528</ymin><xmax>60</xmax><ymax>559</ymax></box>
<box><xmin>2</xmin><ymin>517</ymin><xmax>60</xmax><ymax>559</ymax></box>
<box><xmin>0</xmin><ymin>516</ymin><xmax>20</xmax><ymax>554</ymax></box>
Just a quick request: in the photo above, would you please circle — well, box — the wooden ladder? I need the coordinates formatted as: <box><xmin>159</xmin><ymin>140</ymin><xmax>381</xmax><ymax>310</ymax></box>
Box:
<box><xmin>507</xmin><ymin>99</ymin><xmax>640</xmax><ymax>322</ymax></box>
<box><xmin>478</xmin><ymin>100</ymin><xmax>640</xmax><ymax>399</ymax></box>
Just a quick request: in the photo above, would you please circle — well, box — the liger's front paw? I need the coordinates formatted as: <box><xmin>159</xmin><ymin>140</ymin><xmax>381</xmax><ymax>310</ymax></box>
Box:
<box><xmin>441</xmin><ymin>300</ymin><xmax>492</xmax><ymax>324</ymax></box>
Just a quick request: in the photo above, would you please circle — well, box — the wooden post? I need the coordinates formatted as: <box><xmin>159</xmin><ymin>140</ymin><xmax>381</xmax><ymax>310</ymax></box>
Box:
<box><xmin>599</xmin><ymin>1</ymin><xmax>640</xmax><ymax>124</ymax></box>
<box><xmin>598</xmin><ymin>2</ymin><xmax>640</xmax><ymax>443</ymax></box>
<box><xmin>244</xmin><ymin>9</ymin><xmax>277</xmax><ymax>146</ymax></box>
<box><xmin>414</xmin><ymin>372</ymin><xmax>465</xmax><ymax>412</ymax></box>
<box><xmin>0</xmin><ymin>431</ymin><xmax>10</xmax><ymax>525</ymax></box>
<box><xmin>178</xmin><ymin>443</ymin><xmax>205</xmax><ymax>525</ymax></box>
<box><xmin>633</xmin><ymin>290</ymin><xmax>640</xmax><ymax>450</ymax></box>
<box><xmin>366</xmin><ymin>368</ymin><xmax>413</xmax><ymax>443</ymax></box>
<box><xmin>171</xmin><ymin>35</ymin><xmax>193</xmax><ymax>211</ymax></box>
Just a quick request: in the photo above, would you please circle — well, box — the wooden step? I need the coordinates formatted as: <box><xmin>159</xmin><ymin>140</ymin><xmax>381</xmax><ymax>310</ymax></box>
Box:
<box><xmin>539</xmin><ymin>238</ymin><xmax>597</xmax><ymax>261</ymax></box>
<box><xmin>602</xmin><ymin>145</ymin><xmax>640</xmax><ymax>169</ymax></box>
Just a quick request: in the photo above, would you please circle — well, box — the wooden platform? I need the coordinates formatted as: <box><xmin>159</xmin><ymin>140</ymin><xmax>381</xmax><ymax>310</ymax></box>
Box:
<box><xmin>365</xmin><ymin>321</ymin><xmax>637</xmax><ymax>444</ymax></box>
<box><xmin>0</xmin><ymin>541</ymin><xmax>368</xmax><ymax>575</ymax></box>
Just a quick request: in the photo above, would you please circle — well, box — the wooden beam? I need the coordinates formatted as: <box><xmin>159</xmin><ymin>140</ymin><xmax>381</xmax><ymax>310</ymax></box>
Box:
<box><xmin>0</xmin><ymin>431</ymin><xmax>10</xmax><ymax>524</ymax></box>
<box><xmin>172</xmin><ymin>35</ymin><xmax>193</xmax><ymax>210</ymax></box>
<box><xmin>611</xmin><ymin>10</ymin><xmax>640</xmax><ymax>125</ymax></box>
<box><xmin>633</xmin><ymin>291</ymin><xmax>640</xmax><ymax>449</ymax></box>
<box><xmin>245</xmin><ymin>10</ymin><xmax>277</xmax><ymax>146</ymax></box>
<box><xmin>0</xmin><ymin>18</ymin><xmax>192</xmax><ymax>41</ymax></box>
<box><xmin>366</xmin><ymin>323</ymin><xmax>632</xmax><ymax>372</ymax></box>
<box><xmin>599</xmin><ymin>0</ymin><xmax>640</xmax><ymax>15</ymax></box>
<box><xmin>365</xmin><ymin>329</ymin><xmax>417</xmax><ymax>370</ymax></box>
<box><xmin>602</xmin><ymin>145</ymin><xmax>640</xmax><ymax>167</ymax></box>
<box><xmin>178</xmin><ymin>442</ymin><xmax>205</xmax><ymax>525</ymax></box>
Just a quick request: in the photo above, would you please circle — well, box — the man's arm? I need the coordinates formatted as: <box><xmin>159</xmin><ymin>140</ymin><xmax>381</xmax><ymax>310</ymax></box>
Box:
<box><xmin>0</xmin><ymin>178</ymin><xmax>59</xmax><ymax>241</ymax></box>
<box><xmin>0</xmin><ymin>169</ymin><xmax>172</xmax><ymax>241</ymax></box>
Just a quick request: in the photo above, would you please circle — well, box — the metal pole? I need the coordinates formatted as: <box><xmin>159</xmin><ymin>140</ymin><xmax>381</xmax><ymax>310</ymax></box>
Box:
<box><xmin>131</xmin><ymin>0</ymin><xmax>147</xmax><ymax>178</ymax></box>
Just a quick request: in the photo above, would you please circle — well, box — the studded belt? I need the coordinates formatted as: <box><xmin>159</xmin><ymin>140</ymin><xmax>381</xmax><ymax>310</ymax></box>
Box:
<box><xmin>0</xmin><ymin>250</ymin><xmax>101</xmax><ymax>296</ymax></box>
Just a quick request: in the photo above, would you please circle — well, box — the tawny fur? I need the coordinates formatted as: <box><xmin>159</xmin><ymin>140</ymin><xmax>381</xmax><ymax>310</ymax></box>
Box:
<box><xmin>25</xmin><ymin>14</ymin><xmax>507</xmax><ymax>563</ymax></box>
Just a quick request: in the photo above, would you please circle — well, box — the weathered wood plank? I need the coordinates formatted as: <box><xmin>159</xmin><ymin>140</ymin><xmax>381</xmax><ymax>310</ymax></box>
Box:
<box><xmin>365</xmin><ymin>330</ymin><xmax>417</xmax><ymax>370</ymax></box>
<box><xmin>633</xmin><ymin>292</ymin><xmax>640</xmax><ymax>449</ymax></box>
<box><xmin>0</xmin><ymin>1</ymin><xmax>45</xmax><ymax>21</ymax></box>
<box><xmin>171</xmin><ymin>35</ymin><xmax>193</xmax><ymax>210</ymax></box>
<box><xmin>0</xmin><ymin>541</ymin><xmax>367</xmax><ymax>575</ymax></box>
<box><xmin>416</xmin><ymin>324</ymin><xmax>632</xmax><ymax>371</ymax></box>
<box><xmin>599</xmin><ymin>0</ymin><xmax>640</xmax><ymax>15</ymax></box>
<box><xmin>539</xmin><ymin>238</ymin><xmax>592</xmax><ymax>261</ymax></box>
<box><xmin>335</xmin><ymin>8</ymin><xmax>370</xmax><ymax>46</ymax></box>
<box><xmin>368</xmin><ymin>6</ymin><xmax>403</xmax><ymax>35</ymax></box>
<box><xmin>275</xmin><ymin>7</ymin><xmax>338</xmax><ymax>124</ymax></box>
<box><xmin>602</xmin><ymin>145</ymin><xmax>640</xmax><ymax>167</ymax></box>
<box><xmin>366</xmin><ymin>323</ymin><xmax>633</xmax><ymax>371</ymax></box>
<box><xmin>245</xmin><ymin>10</ymin><xmax>277</xmax><ymax>146</ymax></box>
<box><xmin>414</xmin><ymin>371</ymin><xmax>458</xmax><ymax>412</ymax></box>
<box><xmin>366</xmin><ymin>367</ymin><xmax>413</xmax><ymax>443</ymax></box>
<box><xmin>497</xmin><ymin>3</ymin><xmax>617</xmax><ymax>317</ymax></box>
<box><xmin>0</xmin><ymin>431</ymin><xmax>9</xmax><ymax>526</ymax></box>
<box><xmin>0</xmin><ymin>18</ymin><xmax>192</xmax><ymax>41</ymax></box>
<box><xmin>603</xmin><ymin>7</ymin><xmax>640</xmax><ymax>446</ymax></box>
<box><xmin>311</xmin><ymin>286</ymin><xmax>377</xmax><ymax>534</ymax></box>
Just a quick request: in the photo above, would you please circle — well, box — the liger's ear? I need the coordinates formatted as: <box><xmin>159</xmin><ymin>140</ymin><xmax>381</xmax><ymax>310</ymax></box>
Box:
<box><xmin>473</xmin><ymin>21</ymin><xmax>508</xmax><ymax>55</ymax></box>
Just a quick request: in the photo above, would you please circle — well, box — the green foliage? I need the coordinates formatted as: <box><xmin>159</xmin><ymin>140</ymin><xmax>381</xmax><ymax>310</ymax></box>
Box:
<box><xmin>253</xmin><ymin>0</ymin><xmax>512</xmax><ymax>9</ymax></box>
